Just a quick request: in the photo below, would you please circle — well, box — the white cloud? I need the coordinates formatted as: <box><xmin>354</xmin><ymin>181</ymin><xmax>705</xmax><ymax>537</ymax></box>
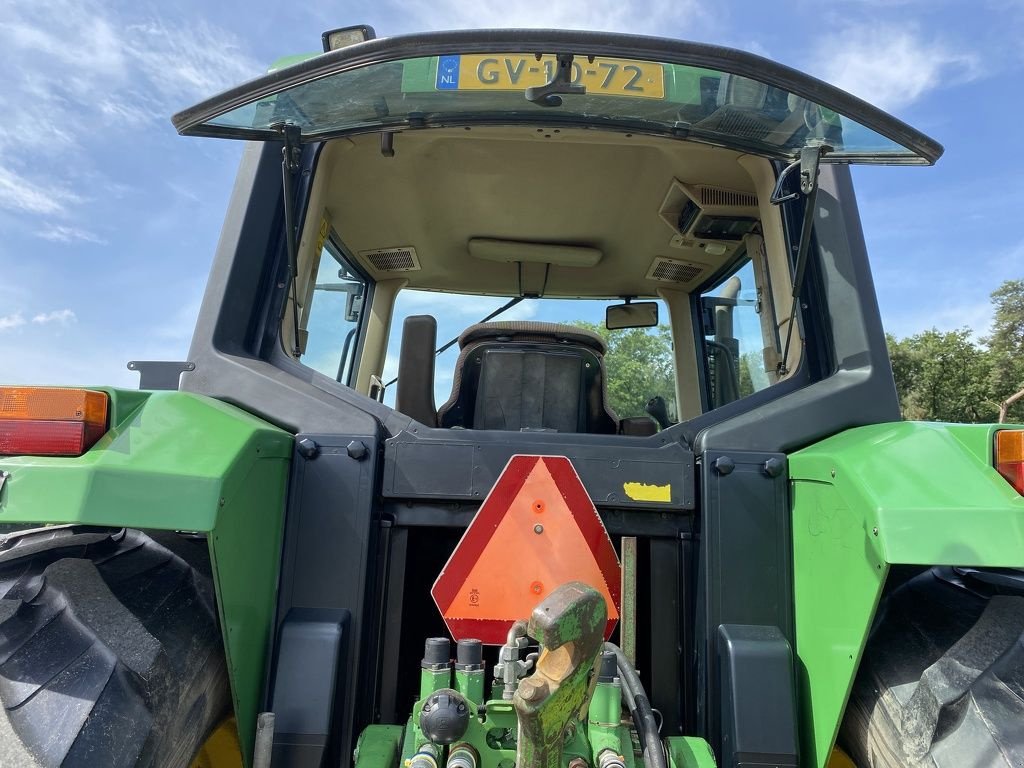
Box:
<box><xmin>0</xmin><ymin>313</ymin><xmax>26</xmax><ymax>332</ymax></box>
<box><xmin>395</xmin><ymin>0</ymin><xmax>705</xmax><ymax>36</ymax></box>
<box><xmin>810</xmin><ymin>24</ymin><xmax>980</xmax><ymax>110</ymax></box>
<box><xmin>37</xmin><ymin>225</ymin><xmax>106</xmax><ymax>244</ymax></box>
<box><xmin>0</xmin><ymin>2</ymin><xmax>259</xmax><ymax>120</ymax></box>
<box><xmin>0</xmin><ymin>0</ymin><xmax>261</xmax><ymax>218</ymax></box>
<box><xmin>123</xmin><ymin>19</ymin><xmax>260</xmax><ymax>105</ymax></box>
<box><xmin>96</xmin><ymin>98</ymin><xmax>154</xmax><ymax>127</ymax></box>
<box><xmin>31</xmin><ymin>309</ymin><xmax>77</xmax><ymax>326</ymax></box>
<box><xmin>0</xmin><ymin>167</ymin><xmax>83</xmax><ymax>216</ymax></box>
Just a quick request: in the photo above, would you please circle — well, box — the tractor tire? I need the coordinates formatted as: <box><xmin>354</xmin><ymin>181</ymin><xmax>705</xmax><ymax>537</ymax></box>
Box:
<box><xmin>840</xmin><ymin>566</ymin><xmax>1024</xmax><ymax>768</ymax></box>
<box><xmin>0</xmin><ymin>525</ymin><xmax>231</xmax><ymax>767</ymax></box>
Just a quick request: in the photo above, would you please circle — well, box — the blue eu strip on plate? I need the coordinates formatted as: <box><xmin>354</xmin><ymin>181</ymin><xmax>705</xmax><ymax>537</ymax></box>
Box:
<box><xmin>436</xmin><ymin>55</ymin><xmax>461</xmax><ymax>90</ymax></box>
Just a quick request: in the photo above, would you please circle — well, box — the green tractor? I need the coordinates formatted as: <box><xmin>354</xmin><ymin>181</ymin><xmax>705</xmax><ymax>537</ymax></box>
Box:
<box><xmin>1</xmin><ymin>25</ymin><xmax>1022</xmax><ymax>768</ymax></box>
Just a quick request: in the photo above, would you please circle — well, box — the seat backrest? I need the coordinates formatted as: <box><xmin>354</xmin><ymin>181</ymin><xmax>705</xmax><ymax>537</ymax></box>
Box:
<box><xmin>395</xmin><ymin>314</ymin><xmax>438</xmax><ymax>425</ymax></box>
<box><xmin>437</xmin><ymin>321</ymin><xmax>618</xmax><ymax>434</ymax></box>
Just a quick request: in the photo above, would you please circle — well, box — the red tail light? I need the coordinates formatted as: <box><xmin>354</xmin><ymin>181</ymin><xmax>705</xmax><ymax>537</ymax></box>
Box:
<box><xmin>0</xmin><ymin>387</ymin><xmax>109</xmax><ymax>457</ymax></box>
<box><xmin>995</xmin><ymin>430</ymin><xmax>1024</xmax><ymax>496</ymax></box>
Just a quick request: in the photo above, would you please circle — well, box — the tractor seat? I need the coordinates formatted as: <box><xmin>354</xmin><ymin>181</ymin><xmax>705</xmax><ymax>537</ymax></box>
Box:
<box><xmin>436</xmin><ymin>321</ymin><xmax>618</xmax><ymax>434</ymax></box>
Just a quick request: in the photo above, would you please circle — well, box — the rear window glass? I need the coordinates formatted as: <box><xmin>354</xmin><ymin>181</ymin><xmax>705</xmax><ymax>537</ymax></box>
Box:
<box><xmin>193</xmin><ymin>54</ymin><xmax>921</xmax><ymax>162</ymax></box>
<box><xmin>383</xmin><ymin>290</ymin><xmax>676</xmax><ymax>422</ymax></box>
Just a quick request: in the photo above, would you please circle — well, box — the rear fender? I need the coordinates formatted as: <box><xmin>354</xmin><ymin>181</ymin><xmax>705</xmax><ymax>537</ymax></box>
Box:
<box><xmin>0</xmin><ymin>388</ymin><xmax>293</xmax><ymax>765</ymax></box>
<box><xmin>789</xmin><ymin>421</ymin><xmax>1024</xmax><ymax>768</ymax></box>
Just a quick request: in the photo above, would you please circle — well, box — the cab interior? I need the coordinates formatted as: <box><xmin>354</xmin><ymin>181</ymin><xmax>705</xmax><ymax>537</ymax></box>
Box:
<box><xmin>283</xmin><ymin>126</ymin><xmax>800</xmax><ymax>432</ymax></box>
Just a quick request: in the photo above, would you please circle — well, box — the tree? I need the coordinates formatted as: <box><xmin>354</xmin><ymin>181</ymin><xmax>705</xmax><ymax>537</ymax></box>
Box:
<box><xmin>571</xmin><ymin>277</ymin><xmax>1023</xmax><ymax>425</ymax></box>
<box><xmin>885</xmin><ymin>329</ymin><xmax>995</xmax><ymax>423</ymax></box>
<box><xmin>573</xmin><ymin>322</ymin><xmax>676</xmax><ymax>420</ymax></box>
<box><xmin>738</xmin><ymin>350</ymin><xmax>761</xmax><ymax>399</ymax></box>
<box><xmin>984</xmin><ymin>279</ymin><xmax>1024</xmax><ymax>423</ymax></box>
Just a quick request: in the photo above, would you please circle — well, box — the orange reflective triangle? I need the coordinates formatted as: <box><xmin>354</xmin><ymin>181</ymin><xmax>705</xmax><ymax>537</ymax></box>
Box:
<box><xmin>432</xmin><ymin>455</ymin><xmax>620</xmax><ymax>644</ymax></box>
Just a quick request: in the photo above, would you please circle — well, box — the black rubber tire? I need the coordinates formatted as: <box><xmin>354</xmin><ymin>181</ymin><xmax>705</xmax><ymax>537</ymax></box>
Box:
<box><xmin>840</xmin><ymin>567</ymin><xmax>1024</xmax><ymax>768</ymax></box>
<box><xmin>0</xmin><ymin>526</ymin><xmax>231</xmax><ymax>767</ymax></box>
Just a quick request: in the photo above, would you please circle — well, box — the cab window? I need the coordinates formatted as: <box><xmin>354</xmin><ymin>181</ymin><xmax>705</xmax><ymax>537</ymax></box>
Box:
<box><xmin>382</xmin><ymin>291</ymin><xmax>676</xmax><ymax>423</ymax></box>
<box><xmin>299</xmin><ymin>241</ymin><xmax>369</xmax><ymax>385</ymax></box>
<box><xmin>699</xmin><ymin>258</ymin><xmax>779</xmax><ymax>409</ymax></box>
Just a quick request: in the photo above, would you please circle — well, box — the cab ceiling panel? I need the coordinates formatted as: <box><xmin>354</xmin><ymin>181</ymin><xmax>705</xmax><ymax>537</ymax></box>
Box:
<box><xmin>324</xmin><ymin>128</ymin><xmax>757</xmax><ymax>297</ymax></box>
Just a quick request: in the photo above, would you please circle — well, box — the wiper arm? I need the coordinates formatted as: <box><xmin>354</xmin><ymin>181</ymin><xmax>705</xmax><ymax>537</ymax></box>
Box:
<box><xmin>771</xmin><ymin>143</ymin><xmax>831</xmax><ymax>375</ymax></box>
<box><xmin>435</xmin><ymin>295</ymin><xmax>526</xmax><ymax>356</ymax></box>
<box><xmin>384</xmin><ymin>295</ymin><xmax>528</xmax><ymax>389</ymax></box>
<box><xmin>525</xmin><ymin>53</ymin><xmax>585</xmax><ymax>107</ymax></box>
<box><xmin>274</xmin><ymin>121</ymin><xmax>304</xmax><ymax>357</ymax></box>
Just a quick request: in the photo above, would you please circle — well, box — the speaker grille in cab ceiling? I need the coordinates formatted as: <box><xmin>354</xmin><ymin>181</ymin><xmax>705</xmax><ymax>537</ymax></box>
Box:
<box><xmin>699</xmin><ymin>186</ymin><xmax>757</xmax><ymax>208</ymax></box>
<box><xmin>647</xmin><ymin>257</ymin><xmax>708</xmax><ymax>284</ymax></box>
<box><xmin>359</xmin><ymin>246</ymin><xmax>420</xmax><ymax>272</ymax></box>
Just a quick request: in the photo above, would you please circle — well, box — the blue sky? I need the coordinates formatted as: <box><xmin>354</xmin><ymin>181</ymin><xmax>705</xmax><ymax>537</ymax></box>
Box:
<box><xmin>2</xmin><ymin>0</ymin><xmax>1022</xmax><ymax>388</ymax></box>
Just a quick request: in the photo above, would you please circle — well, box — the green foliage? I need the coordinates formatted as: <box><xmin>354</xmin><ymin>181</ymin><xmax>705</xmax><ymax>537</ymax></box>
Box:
<box><xmin>886</xmin><ymin>329</ymin><xmax>995</xmax><ymax>422</ymax></box>
<box><xmin>738</xmin><ymin>351</ymin><xmax>761</xmax><ymax>399</ymax></box>
<box><xmin>886</xmin><ymin>279</ymin><xmax>1024</xmax><ymax>423</ymax></box>
<box><xmin>573</xmin><ymin>322</ymin><xmax>676</xmax><ymax>419</ymax></box>
<box><xmin>985</xmin><ymin>279</ymin><xmax>1024</xmax><ymax>423</ymax></box>
<box><xmin>570</xmin><ymin>278</ymin><xmax>1024</xmax><ymax>425</ymax></box>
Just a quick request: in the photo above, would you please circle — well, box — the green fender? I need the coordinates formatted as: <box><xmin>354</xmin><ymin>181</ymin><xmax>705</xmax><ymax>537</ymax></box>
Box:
<box><xmin>790</xmin><ymin>421</ymin><xmax>1024</xmax><ymax>767</ymax></box>
<box><xmin>0</xmin><ymin>388</ymin><xmax>293</xmax><ymax>766</ymax></box>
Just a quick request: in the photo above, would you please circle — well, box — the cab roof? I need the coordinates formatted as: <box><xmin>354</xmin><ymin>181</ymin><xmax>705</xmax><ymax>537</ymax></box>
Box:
<box><xmin>173</xmin><ymin>28</ymin><xmax>943</xmax><ymax>166</ymax></box>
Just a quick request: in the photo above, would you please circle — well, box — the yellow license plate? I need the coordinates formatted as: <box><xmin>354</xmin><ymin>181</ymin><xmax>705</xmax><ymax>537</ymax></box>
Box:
<box><xmin>436</xmin><ymin>54</ymin><xmax>665</xmax><ymax>99</ymax></box>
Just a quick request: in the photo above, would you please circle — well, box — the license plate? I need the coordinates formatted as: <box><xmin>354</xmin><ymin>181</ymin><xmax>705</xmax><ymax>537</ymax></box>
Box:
<box><xmin>435</xmin><ymin>54</ymin><xmax>665</xmax><ymax>99</ymax></box>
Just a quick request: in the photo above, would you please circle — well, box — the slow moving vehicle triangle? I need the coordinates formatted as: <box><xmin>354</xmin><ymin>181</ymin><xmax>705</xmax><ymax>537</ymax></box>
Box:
<box><xmin>432</xmin><ymin>455</ymin><xmax>621</xmax><ymax>644</ymax></box>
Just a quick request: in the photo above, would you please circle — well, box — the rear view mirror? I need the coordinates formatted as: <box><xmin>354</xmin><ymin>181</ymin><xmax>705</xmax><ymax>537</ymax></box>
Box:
<box><xmin>606</xmin><ymin>301</ymin><xmax>659</xmax><ymax>330</ymax></box>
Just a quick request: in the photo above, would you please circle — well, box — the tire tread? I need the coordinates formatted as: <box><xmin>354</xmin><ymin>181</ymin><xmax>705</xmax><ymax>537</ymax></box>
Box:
<box><xmin>0</xmin><ymin>526</ymin><xmax>229</xmax><ymax>767</ymax></box>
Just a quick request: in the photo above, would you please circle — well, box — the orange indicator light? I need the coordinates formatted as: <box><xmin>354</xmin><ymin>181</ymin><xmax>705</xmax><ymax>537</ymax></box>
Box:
<box><xmin>0</xmin><ymin>387</ymin><xmax>109</xmax><ymax>457</ymax></box>
<box><xmin>995</xmin><ymin>430</ymin><xmax>1024</xmax><ymax>496</ymax></box>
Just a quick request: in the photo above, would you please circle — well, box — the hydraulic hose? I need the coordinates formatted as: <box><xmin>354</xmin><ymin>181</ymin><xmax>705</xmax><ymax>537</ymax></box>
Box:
<box><xmin>603</xmin><ymin>642</ymin><xmax>668</xmax><ymax>768</ymax></box>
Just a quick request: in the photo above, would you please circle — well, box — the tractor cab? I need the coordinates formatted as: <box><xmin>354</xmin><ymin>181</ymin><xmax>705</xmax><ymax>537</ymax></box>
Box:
<box><xmin>166</xmin><ymin>28</ymin><xmax>949</xmax><ymax>768</ymax></box>
<box><xmin>174</xmin><ymin>30</ymin><xmax>937</xmax><ymax>446</ymax></box>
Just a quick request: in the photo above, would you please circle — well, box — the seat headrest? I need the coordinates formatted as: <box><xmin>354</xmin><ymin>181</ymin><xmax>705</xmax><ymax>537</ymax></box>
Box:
<box><xmin>458</xmin><ymin>321</ymin><xmax>606</xmax><ymax>355</ymax></box>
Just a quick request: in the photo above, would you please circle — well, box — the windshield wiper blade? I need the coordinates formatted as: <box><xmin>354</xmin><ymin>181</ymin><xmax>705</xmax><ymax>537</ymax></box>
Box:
<box><xmin>384</xmin><ymin>295</ymin><xmax>527</xmax><ymax>389</ymax></box>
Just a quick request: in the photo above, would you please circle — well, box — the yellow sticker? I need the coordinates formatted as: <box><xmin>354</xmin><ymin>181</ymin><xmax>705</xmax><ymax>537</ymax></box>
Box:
<box><xmin>623</xmin><ymin>482</ymin><xmax>671</xmax><ymax>503</ymax></box>
<box><xmin>314</xmin><ymin>209</ymin><xmax>331</xmax><ymax>253</ymax></box>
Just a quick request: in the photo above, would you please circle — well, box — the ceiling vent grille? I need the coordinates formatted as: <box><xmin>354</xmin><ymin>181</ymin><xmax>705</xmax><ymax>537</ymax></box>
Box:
<box><xmin>696</xmin><ymin>107</ymin><xmax>777</xmax><ymax>141</ymax></box>
<box><xmin>659</xmin><ymin>179</ymin><xmax>759</xmax><ymax>237</ymax></box>
<box><xmin>646</xmin><ymin>257</ymin><xmax>708</xmax><ymax>285</ymax></box>
<box><xmin>699</xmin><ymin>186</ymin><xmax>757</xmax><ymax>208</ymax></box>
<box><xmin>360</xmin><ymin>246</ymin><xmax>420</xmax><ymax>272</ymax></box>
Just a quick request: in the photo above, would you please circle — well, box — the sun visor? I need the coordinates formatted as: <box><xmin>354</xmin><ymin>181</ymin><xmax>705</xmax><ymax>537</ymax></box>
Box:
<box><xmin>468</xmin><ymin>238</ymin><xmax>602</xmax><ymax>267</ymax></box>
